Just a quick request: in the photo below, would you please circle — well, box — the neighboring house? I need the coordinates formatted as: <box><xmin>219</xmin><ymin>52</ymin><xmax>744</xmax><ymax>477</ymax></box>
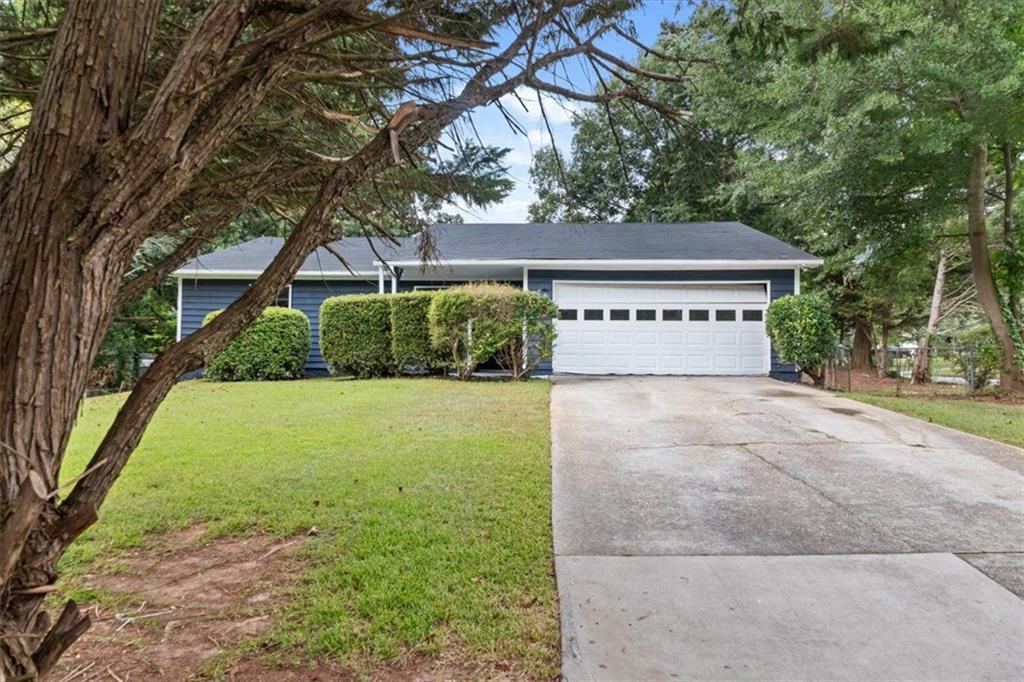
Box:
<box><xmin>173</xmin><ymin>222</ymin><xmax>822</xmax><ymax>379</ymax></box>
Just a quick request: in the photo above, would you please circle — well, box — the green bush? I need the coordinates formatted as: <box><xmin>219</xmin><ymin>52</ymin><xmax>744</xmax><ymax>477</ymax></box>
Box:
<box><xmin>429</xmin><ymin>284</ymin><xmax>557</xmax><ymax>380</ymax></box>
<box><xmin>204</xmin><ymin>307</ymin><xmax>310</xmax><ymax>381</ymax></box>
<box><xmin>952</xmin><ymin>325</ymin><xmax>1002</xmax><ymax>390</ymax></box>
<box><xmin>320</xmin><ymin>294</ymin><xmax>393</xmax><ymax>378</ymax></box>
<box><xmin>495</xmin><ymin>290</ymin><xmax>559</xmax><ymax>380</ymax></box>
<box><xmin>765</xmin><ymin>293</ymin><xmax>837</xmax><ymax>385</ymax></box>
<box><xmin>390</xmin><ymin>291</ymin><xmax>443</xmax><ymax>372</ymax></box>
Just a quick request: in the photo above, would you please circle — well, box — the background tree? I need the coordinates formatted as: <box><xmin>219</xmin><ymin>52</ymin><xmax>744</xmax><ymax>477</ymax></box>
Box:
<box><xmin>529</xmin><ymin>1</ymin><xmax>1023</xmax><ymax>386</ymax></box>
<box><xmin>0</xmin><ymin>0</ymin><xmax>687</xmax><ymax>675</ymax></box>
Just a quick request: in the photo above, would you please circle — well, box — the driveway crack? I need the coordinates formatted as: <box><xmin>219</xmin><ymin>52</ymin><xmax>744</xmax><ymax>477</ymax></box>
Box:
<box><xmin>736</xmin><ymin>443</ymin><xmax>920</xmax><ymax>553</ymax></box>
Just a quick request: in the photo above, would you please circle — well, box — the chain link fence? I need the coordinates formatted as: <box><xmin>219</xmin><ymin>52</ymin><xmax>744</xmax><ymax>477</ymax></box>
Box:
<box><xmin>824</xmin><ymin>343</ymin><xmax>1002</xmax><ymax>396</ymax></box>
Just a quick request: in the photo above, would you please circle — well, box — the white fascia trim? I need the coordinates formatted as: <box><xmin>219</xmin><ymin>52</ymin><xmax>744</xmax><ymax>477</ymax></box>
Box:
<box><xmin>172</xmin><ymin>270</ymin><xmax>377</xmax><ymax>279</ymax></box>
<box><xmin>375</xmin><ymin>258</ymin><xmax>824</xmax><ymax>270</ymax></box>
<box><xmin>175</xmin><ymin>278</ymin><xmax>183</xmax><ymax>341</ymax></box>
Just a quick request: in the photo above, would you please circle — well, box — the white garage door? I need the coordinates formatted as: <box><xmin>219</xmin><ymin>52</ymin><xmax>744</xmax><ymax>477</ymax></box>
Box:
<box><xmin>552</xmin><ymin>282</ymin><xmax>770</xmax><ymax>375</ymax></box>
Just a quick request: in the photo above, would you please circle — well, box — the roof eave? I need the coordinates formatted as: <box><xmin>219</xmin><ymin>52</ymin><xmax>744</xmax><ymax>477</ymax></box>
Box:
<box><xmin>374</xmin><ymin>258</ymin><xmax>824</xmax><ymax>269</ymax></box>
<box><xmin>172</xmin><ymin>269</ymin><xmax>378</xmax><ymax>279</ymax></box>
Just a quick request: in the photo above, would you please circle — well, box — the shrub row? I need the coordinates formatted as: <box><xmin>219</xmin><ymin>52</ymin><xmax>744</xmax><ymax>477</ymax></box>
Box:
<box><xmin>319</xmin><ymin>284</ymin><xmax>557</xmax><ymax>380</ymax></box>
<box><xmin>203</xmin><ymin>306</ymin><xmax>311</xmax><ymax>381</ymax></box>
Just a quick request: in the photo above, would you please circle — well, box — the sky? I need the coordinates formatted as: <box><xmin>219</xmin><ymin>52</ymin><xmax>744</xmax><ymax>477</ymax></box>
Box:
<box><xmin>446</xmin><ymin>1</ymin><xmax>695</xmax><ymax>224</ymax></box>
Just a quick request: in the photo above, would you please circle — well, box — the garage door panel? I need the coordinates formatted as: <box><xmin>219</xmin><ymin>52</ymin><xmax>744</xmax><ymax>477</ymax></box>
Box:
<box><xmin>714</xmin><ymin>355</ymin><xmax>740</xmax><ymax>370</ymax></box>
<box><xmin>553</xmin><ymin>282</ymin><xmax>769</xmax><ymax>376</ymax></box>
<box><xmin>713</xmin><ymin>331</ymin><xmax>739</xmax><ymax>346</ymax></box>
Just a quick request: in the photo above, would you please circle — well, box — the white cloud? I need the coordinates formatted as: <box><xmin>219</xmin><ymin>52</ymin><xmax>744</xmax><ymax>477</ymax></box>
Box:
<box><xmin>498</xmin><ymin>86</ymin><xmax>583</xmax><ymax>125</ymax></box>
<box><xmin>526</xmin><ymin>129</ymin><xmax>550</xmax><ymax>146</ymax></box>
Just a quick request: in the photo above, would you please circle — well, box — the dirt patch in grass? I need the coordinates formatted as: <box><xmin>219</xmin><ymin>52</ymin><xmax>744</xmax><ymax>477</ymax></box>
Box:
<box><xmin>52</xmin><ymin>527</ymin><xmax>543</xmax><ymax>681</ymax></box>
<box><xmin>52</xmin><ymin>527</ymin><xmax>304</xmax><ymax>681</ymax></box>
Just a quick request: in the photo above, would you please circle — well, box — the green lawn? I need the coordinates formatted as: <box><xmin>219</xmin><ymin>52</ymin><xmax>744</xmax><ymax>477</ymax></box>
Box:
<box><xmin>62</xmin><ymin>378</ymin><xmax>558</xmax><ymax>675</ymax></box>
<box><xmin>846</xmin><ymin>393</ymin><xmax>1024</xmax><ymax>449</ymax></box>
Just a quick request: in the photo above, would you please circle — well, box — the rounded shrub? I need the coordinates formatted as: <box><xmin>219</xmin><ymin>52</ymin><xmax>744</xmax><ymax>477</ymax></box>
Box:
<box><xmin>390</xmin><ymin>291</ymin><xmax>443</xmax><ymax>372</ymax></box>
<box><xmin>765</xmin><ymin>293</ymin><xmax>837</xmax><ymax>385</ymax></box>
<box><xmin>428</xmin><ymin>283</ymin><xmax>557</xmax><ymax>380</ymax></box>
<box><xmin>203</xmin><ymin>306</ymin><xmax>310</xmax><ymax>381</ymax></box>
<box><xmin>319</xmin><ymin>294</ymin><xmax>393</xmax><ymax>378</ymax></box>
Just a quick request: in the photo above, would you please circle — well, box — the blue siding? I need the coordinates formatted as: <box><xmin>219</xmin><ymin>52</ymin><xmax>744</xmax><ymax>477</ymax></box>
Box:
<box><xmin>178</xmin><ymin>277</ymin><xmax>521</xmax><ymax>375</ymax></box>
<box><xmin>179</xmin><ymin>277</ymin><xmax>377</xmax><ymax>375</ymax></box>
<box><xmin>526</xmin><ymin>269</ymin><xmax>799</xmax><ymax>380</ymax></box>
<box><xmin>180</xmin><ymin>271</ymin><xmax>799</xmax><ymax>380</ymax></box>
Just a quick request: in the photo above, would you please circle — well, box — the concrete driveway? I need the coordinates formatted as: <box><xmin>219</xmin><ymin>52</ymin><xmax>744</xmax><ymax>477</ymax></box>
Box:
<box><xmin>552</xmin><ymin>376</ymin><xmax>1024</xmax><ymax>681</ymax></box>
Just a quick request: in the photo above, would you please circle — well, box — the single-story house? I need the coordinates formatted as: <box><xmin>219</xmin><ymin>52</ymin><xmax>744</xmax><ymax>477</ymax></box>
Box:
<box><xmin>173</xmin><ymin>222</ymin><xmax>822</xmax><ymax>379</ymax></box>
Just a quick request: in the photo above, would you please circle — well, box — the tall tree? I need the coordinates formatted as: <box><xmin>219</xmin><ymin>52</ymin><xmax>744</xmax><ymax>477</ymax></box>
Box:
<box><xmin>0</xmin><ymin>1</ymin><xmax>685</xmax><ymax>675</ymax></box>
<box><xmin>725</xmin><ymin>0</ymin><xmax>1024</xmax><ymax>387</ymax></box>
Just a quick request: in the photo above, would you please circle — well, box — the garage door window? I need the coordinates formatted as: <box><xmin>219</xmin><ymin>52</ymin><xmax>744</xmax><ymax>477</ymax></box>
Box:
<box><xmin>584</xmin><ymin>309</ymin><xmax>604</xmax><ymax>321</ymax></box>
<box><xmin>662</xmin><ymin>309</ymin><xmax>683</xmax><ymax>321</ymax></box>
<box><xmin>716</xmin><ymin>310</ymin><xmax>737</xmax><ymax>321</ymax></box>
<box><xmin>609</xmin><ymin>309</ymin><xmax>630</xmax><ymax>321</ymax></box>
<box><xmin>636</xmin><ymin>309</ymin><xmax>656</xmax><ymax>321</ymax></box>
<box><xmin>742</xmin><ymin>309</ymin><xmax>763</xmax><ymax>322</ymax></box>
<box><xmin>558</xmin><ymin>309</ymin><xmax>577</xmax><ymax>320</ymax></box>
<box><xmin>689</xmin><ymin>309</ymin><xmax>710</xmax><ymax>321</ymax></box>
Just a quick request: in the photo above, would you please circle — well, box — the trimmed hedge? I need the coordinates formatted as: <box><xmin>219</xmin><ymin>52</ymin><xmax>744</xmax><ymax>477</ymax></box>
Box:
<box><xmin>765</xmin><ymin>293</ymin><xmax>837</xmax><ymax>386</ymax></box>
<box><xmin>204</xmin><ymin>307</ymin><xmax>310</xmax><ymax>381</ymax></box>
<box><xmin>429</xmin><ymin>283</ymin><xmax>557</xmax><ymax>380</ymax></box>
<box><xmin>390</xmin><ymin>291</ymin><xmax>443</xmax><ymax>372</ymax></box>
<box><xmin>320</xmin><ymin>294</ymin><xmax>393</xmax><ymax>377</ymax></box>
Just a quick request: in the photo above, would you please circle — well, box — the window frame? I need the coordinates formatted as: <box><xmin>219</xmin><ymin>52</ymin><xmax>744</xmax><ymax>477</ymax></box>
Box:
<box><xmin>742</xmin><ymin>309</ymin><xmax>764</xmax><ymax>322</ymax></box>
<box><xmin>715</xmin><ymin>309</ymin><xmax>737</xmax><ymax>322</ymax></box>
<box><xmin>662</xmin><ymin>309</ymin><xmax>683</xmax><ymax>322</ymax></box>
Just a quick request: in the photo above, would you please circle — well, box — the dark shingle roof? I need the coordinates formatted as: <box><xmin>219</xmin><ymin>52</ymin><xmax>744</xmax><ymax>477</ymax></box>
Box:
<box><xmin>401</xmin><ymin>222</ymin><xmax>817</xmax><ymax>262</ymax></box>
<box><xmin>174</xmin><ymin>222</ymin><xmax>818</xmax><ymax>276</ymax></box>
<box><xmin>174</xmin><ymin>236</ymin><xmax>408</xmax><ymax>276</ymax></box>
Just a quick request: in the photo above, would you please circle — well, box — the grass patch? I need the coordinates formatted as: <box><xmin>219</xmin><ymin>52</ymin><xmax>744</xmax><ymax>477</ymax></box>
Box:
<box><xmin>62</xmin><ymin>378</ymin><xmax>558</xmax><ymax>676</ymax></box>
<box><xmin>846</xmin><ymin>392</ymin><xmax>1024</xmax><ymax>449</ymax></box>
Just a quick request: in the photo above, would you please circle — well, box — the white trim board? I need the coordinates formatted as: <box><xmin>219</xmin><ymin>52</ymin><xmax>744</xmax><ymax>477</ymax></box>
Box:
<box><xmin>378</xmin><ymin>258</ymin><xmax>823</xmax><ymax>270</ymax></box>
<box><xmin>176</xmin><ymin>277</ymin><xmax>183</xmax><ymax>342</ymax></box>
<box><xmin>173</xmin><ymin>270</ymin><xmax>378</xmax><ymax>280</ymax></box>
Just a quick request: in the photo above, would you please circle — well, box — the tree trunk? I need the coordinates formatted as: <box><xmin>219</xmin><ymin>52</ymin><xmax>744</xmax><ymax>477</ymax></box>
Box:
<box><xmin>911</xmin><ymin>250</ymin><xmax>948</xmax><ymax>384</ymax></box>
<box><xmin>876</xmin><ymin>326</ymin><xmax>890</xmax><ymax>379</ymax></box>
<box><xmin>0</xmin><ymin>3</ymin><xmax>162</xmax><ymax>675</ymax></box>
<box><xmin>1003</xmin><ymin>142</ymin><xmax>1021</xmax><ymax>324</ymax></box>
<box><xmin>851</xmin><ymin>319</ymin><xmax>873</xmax><ymax>370</ymax></box>
<box><xmin>966</xmin><ymin>141</ymin><xmax>1024</xmax><ymax>391</ymax></box>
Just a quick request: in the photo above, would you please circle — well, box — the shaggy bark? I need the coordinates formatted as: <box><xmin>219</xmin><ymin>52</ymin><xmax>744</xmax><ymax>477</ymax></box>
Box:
<box><xmin>966</xmin><ymin>141</ymin><xmax>1024</xmax><ymax>391</ymax></box>
<box><xmin>911</xmin><ymin>250</ymin><xmax>948</xmax><ymax>384</ymax></box>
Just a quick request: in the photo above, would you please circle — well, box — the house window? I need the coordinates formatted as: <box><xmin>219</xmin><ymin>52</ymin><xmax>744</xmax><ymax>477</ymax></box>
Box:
<box><xmin>689</xmin><ymin>309</ymin><xmax>710</xmax><ymax>321</ymax></box>
<box><xmin>558</xmin><ymin>309</ymin><xmax>578</xmax><ymax>320</ymax></box>
<box><xmin>662</xmin><ymin>309</ymin><xmax>683</xmax><ymax>321</ymax></box>
<box><xmin>742</xmin><ymin>309</ymin><xmax>763</xmax><ymax>322</ymax></box>
<box><xmin>275</xmin><ymin>285</ymin><xmax>291</xmax><ymax>308</ymax></box>
<box><xmin>609</xmin><ymin>309</ymin><xmax>630</xmax><ymax>321</ymax></box>
<box><xmin>584</xmin><ymin>309</ymin><xmax>604</xmax><ymax>321</ymax></box>
<box><xmin>716</xmin><ymin>309</ymin><xmax>737</xmax><ymax>322</ymax></box>
<box><xmin>636</xmin><ymin>309</ymin><xmax>656</xmax><ymax>321</ymax></box>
